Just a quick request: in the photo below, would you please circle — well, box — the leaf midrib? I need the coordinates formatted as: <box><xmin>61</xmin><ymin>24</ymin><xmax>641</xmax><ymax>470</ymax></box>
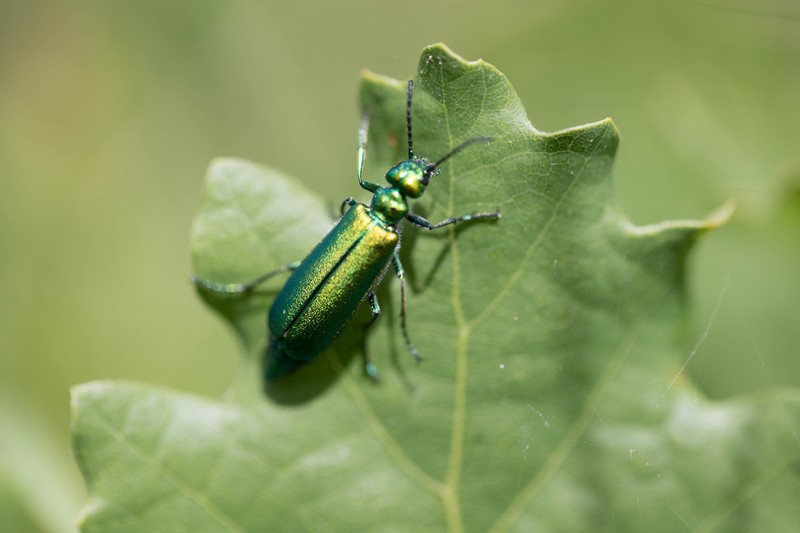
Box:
<box><xmin>327</xmin><ymin>76</ymin><xmax>615</xmax><ymax>533</ymax></box>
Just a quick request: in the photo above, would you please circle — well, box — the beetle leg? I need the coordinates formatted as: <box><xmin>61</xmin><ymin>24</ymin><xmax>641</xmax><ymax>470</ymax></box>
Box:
<box><xmin>356</xmin><ymin>111</ymin><xmax>381</xmax><ymax>193</ymax></box>
<box><xmin>340</xmin><ymin>197</ymin><xmax>358</xmax><ymax>217</ymax></box>
<box><xmin>191</xmin><ymin>261</ymin><xmax>300</xmax><ymax>294</ymax></box>
<box><xmin>406</xmin><ymin>209</ymin><xmax>501</xmax><ymax>230</ymax></box>
<box><xmin>392</xmin><ymin>251</ymin><xmax>422</xmax><ymax>364</ymax></box>
<box><xmin>361</xmin><ymin>291</ymin><xmax>382</xmax><ymax>380</ymax></box>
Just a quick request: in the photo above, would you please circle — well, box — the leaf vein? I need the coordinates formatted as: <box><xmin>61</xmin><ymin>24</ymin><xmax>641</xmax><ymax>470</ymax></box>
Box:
<box><xmin>91</xmin><ymin>406</ymin><xmax>246</xmax><ymax>532</ymax></box>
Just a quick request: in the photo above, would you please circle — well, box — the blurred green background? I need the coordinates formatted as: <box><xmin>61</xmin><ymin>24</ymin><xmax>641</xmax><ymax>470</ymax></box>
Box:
<box><xmin>1</xmin><ymin>0</ymin><xmax>797</xmax><ymax>531</ymax></box>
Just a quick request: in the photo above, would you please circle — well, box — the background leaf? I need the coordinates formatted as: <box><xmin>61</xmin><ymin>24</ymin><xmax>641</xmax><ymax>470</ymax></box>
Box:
<box><xmin>71</xmin><ymin>45</ymin><xmax>800</xmax><ymax>532</ymax></box>
<box><xmin>5</xmin><ymin>3</ymin><xmax>799</xmax><ymax>530</ymax></box>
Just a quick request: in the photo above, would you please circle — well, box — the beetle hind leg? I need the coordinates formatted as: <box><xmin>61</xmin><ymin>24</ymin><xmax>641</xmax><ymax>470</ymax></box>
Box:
<box><xmin>192</xmin><ymin>261</ymin><xmax>300</xmax><ymax>294</ymax></box>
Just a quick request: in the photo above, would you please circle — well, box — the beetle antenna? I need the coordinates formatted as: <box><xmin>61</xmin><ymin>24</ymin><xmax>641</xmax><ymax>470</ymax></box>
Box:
<box><xmin>425</xmin><ymin>136</ymin><xmax>492</xmax><ymax>178</ymax></box>
<box><xmin>406</xmin><ymin>80</ymin><xmax>414</xmax><ymax>159</ymax></box>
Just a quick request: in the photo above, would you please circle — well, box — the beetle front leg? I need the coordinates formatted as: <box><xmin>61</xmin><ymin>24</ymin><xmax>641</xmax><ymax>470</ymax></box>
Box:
<box><xmin>406</xmin><ymin>209</ymin><xmax>501</xmax><ymax>230</ymax></box>
<box><xmin>356</xmin><ymin>111</ymin><xmax>381</xmax><ymax>194</ymax></box>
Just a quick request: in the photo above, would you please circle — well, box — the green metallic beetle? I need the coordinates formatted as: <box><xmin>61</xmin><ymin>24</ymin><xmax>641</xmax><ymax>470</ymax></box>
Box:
<box><xmin>194</xmin><ymin>80</ymin><xmax>499</xmax><ymax>380</ymax></box>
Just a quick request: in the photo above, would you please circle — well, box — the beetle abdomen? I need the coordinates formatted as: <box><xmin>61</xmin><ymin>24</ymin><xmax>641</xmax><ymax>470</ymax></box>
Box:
<box><xmin>266</xmin><ymin>204</ymin><xmax>397</xmax><ymax>380</ymax></box>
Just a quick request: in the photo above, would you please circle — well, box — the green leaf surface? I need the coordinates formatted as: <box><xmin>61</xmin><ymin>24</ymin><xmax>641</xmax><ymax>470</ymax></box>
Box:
<box><xmin>72</xmin><ymin>44</ymin><xmax>800</xmax><ymax>532</ymax></box>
